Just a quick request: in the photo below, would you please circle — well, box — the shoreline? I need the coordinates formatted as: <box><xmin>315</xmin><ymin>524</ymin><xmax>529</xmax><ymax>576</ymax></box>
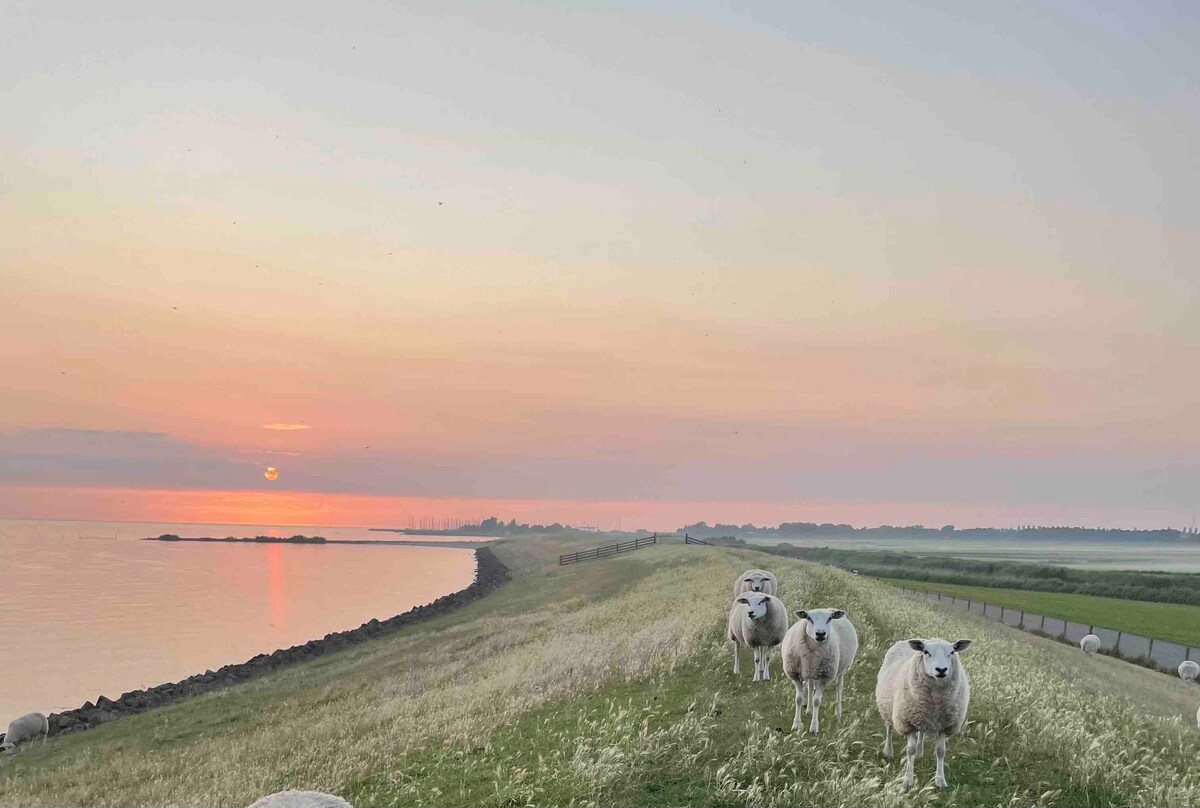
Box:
<box><xmin>43</xmin><ymin>547</ymin><xmax>509</xmax><ymax>738</ymax></box>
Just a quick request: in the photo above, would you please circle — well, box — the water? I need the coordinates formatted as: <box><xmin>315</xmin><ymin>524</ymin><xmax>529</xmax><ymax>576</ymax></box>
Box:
<box><xmin>0</xmin><ymin>519</ymin><xmax>481</xmax><ymax>721</ymax></box>
<box><xmin>745</xmin><ymin>535</ymin><xmax>1200</xmax><ymax>572</ymax></box>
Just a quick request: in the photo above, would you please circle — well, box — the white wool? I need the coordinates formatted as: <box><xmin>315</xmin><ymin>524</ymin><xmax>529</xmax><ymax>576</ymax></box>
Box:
<box><xmin>781</xmin><ymin>608</ymin><xmax>858</xmax><ymax>734</ymax></box>
<box><xmin>246</xmin><ymin>790</ymin><xmax>353</xmax><ymax>808</ymax></box>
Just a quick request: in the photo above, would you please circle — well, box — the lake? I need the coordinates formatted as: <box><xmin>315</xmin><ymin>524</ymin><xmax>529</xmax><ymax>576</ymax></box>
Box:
<box><xmin>0</xmin><ymin>519</ymin><xmax>482</xmax><ymax>722</ymax></box>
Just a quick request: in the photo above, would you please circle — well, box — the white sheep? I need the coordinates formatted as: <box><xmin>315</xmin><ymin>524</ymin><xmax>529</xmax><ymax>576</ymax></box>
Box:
<box><xmin>246</xmin><ymin>791</ymin><xmax>353</xmax><ymax>808</ymax></box>
<box><xmin>733</xmin><ymin>569</ymin><xmax>778</xmax><ymax>597</ymax></box>
<box><xmin>1</xmin><ymin>712</ymin><xmax>49</xmax><ymax>752</ymax></box>
<box><xmin>1179</xmin><ymin>660</ymin><xmax>1199</xmax><ymax>682</ymax></box>
<box><xmin>781</xmin><ymin>608</ymin><xmax>858</xmax><ymax>733</ymax></box>
<box><xmin>875</xmin><ymin>638</ymin><xmax>972</xmax><ymax>790</ymax></box>
<box><xmin>1080</xmin><ymin>634</ymin><xmax>1100</xmax><ymax>656</ymax></box>
<box><xmin>727</xmin><ymin>592</ymin><xmax>789</xmax><ymax>682</ymax></box>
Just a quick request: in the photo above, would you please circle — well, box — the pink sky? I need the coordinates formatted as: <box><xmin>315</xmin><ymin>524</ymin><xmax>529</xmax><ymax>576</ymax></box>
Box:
<box><xmin>2</xmin><ymin>3</ymin><xmax>1197</xmax><ymax>530</ymax></box>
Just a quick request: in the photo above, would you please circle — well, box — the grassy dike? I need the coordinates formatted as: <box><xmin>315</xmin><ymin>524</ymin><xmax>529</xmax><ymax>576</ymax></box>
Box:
<box><xmin>1</xmin><ymin>535</ymin><xmax>1198</xmax><ymax>807</ymax></box>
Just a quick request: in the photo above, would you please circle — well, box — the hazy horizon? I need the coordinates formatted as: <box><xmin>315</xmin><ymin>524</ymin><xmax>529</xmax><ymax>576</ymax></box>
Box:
<box><xmin>3</xmin><ymin>2</ymin><xmax>1198</xmax><ymax>530</ymax></box>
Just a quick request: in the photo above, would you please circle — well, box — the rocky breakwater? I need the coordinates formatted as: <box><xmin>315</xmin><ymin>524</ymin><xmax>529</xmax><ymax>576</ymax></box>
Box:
<box><xmin>46</xmin><ymin>547</ymin><xmax>510</xmax><ymax>737</ymax></box>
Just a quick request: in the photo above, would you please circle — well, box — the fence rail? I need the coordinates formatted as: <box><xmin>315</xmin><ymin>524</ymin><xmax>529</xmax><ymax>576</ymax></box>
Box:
<box><xmin>903</xmin><ymin>586</ymin><xmax>1199</xmax><ymax>674</ymax></box>
<box><xmin>684</xmin><ymin>534</ymin><xmax>711</xmax><ymax>546</ymax></box>
<box><xmin>559</xmin><ymin>534</ymin><xmax>658</xmax><ymax>565</ymax></box>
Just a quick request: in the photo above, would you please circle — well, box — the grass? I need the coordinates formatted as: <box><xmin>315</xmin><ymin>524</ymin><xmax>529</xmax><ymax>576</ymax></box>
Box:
<box><xmin>882</xmin><ymin>577</ymin><xmax>1200</xmax><ymax>648</ymax></box>
<box><xmin>1</xmin><ymin>537</ymin><xmax>1198</xmax><ymax>807</ymax></box>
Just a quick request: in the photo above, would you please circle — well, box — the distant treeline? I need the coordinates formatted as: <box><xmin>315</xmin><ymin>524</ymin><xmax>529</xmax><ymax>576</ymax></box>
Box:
<box><xmin>155</xmin><ymin>534</ymin><xmax>327</xmax><ymax>543</ymax></box>
<box><xmin>710</xmin><ymin>537</ymin><xmax>1200</xmax><ymax>607</ymax></box>
<box><xmin>678</xmin><ymin>521</ymin><xmax>1197</xmax><ymax>542</ymax></box>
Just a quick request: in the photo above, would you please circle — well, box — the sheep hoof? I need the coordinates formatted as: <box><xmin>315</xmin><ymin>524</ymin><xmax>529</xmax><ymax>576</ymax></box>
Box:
<box><xmin>882</xmin><ymin>747</ymin><xmax>893</xmax><ymax>761</ymax></box>
<box><xmin>900</xmin><ymin>778</ymin><xmax>914</xmax><ymax>792</ymax></box>
<box><xmin>935</xmin><ymin>776</ymin><xmax>948</xmax><ymax>789</ymax></box>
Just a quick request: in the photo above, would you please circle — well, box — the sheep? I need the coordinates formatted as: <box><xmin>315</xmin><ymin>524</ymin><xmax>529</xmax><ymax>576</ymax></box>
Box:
<box><xmin>246</xmin><ymin>791</ymin><xmax>354</xmax><ymax>808</ymax></box>
<box><xmin>727</xmin><ymin>592</ymin><xmax>789</xmax><ymax>682</ymax></box>
<box><xmin>733</xmin><ymin>569</ymin><xmax>778</xmax><ymax>598</ymax></box>
<box><xmin>875</xmin><ymin>638</ymin><xmax>972</xmax><ymax>790</ymax></box>
<box><xmin>1179</xmin><ymin>660</ymin><xmax>1199</xmax><ymax>682</ymax></box>
<box><xmin>781</xmin><ymin>608</ymin><xmax>858</xmax><ymax>733</ymax></box>
<box><xmin>1</xmin><ymin>712</ymin><xmax>49</xmax><ymax>752</ymax></box>
<box><xmin>1080</xmin><ymin>634</ymin><xmax>1100</xmax><ymax>656</ymax></box>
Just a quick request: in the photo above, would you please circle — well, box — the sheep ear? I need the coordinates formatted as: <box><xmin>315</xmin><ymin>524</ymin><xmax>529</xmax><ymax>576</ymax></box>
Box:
<box><xmin>907</xmin><ymin>639</ymin><xmax>926</xmax><ymax>652</ymax></box>
<box><xmin>736</xmin><ymin>597</ymin><xmax>749</xmax><ymax>605</ymax></box>
<box><xmin>795</xmin><ymin>609</ymin><xmax>809</xmax><ymax>619</ymax></box>
<box><xmin>953</xmin><ymin>639</ymin><xmax>973</xmax><ymax>653</ymax></box>
<box><xmin>830</xmin><ymin>610</ymin><xmax>847</xmax><ymax>620</ymax></box>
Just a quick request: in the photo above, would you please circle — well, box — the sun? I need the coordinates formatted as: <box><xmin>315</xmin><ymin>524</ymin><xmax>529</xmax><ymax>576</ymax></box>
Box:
<box><xmin>264</xmin><ymin>466</ymin><xmax>279</xmax><ymax>481</ymax></box>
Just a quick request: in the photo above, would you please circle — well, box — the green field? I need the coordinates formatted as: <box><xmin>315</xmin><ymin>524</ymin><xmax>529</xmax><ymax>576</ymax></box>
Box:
<box><xmin>1</xmin><ymin>535</ymin><xmax>1198</xmax><ymax>807</ymax></box>
<box><xmin>883</xmin><ymin>577</ymin><xmax>1200</xmax><ymax>648</ymax></box>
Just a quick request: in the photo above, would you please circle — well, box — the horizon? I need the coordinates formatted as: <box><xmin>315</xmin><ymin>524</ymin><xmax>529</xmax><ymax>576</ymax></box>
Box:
<box><xmin>3</xmin><ymin>2</ymin><xmax>1198</xmax><ymax>529</ymax></box>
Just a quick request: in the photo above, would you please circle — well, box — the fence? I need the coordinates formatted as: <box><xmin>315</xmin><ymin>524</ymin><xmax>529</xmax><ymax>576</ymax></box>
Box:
<box><xmin>559</xmin><ymin>534</ymin><xmax>657</xmax><ymax>565</ymax></box>
<box><xmin>905</xmin><ymin>587</ymin><xmax>1199</xmax><ymax>674</ymax></box>
<box><xmin>684</xmin><ymin>534</ymin><xmax>711</xmax><ymax>546</ymax></box>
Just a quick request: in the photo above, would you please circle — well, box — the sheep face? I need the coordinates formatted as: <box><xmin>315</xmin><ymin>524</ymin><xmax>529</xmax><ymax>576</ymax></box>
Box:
<box><xmin>742</xmin><ymin>573</ymin><xmax>767</xmax><ymax>592</ymax></box>
<box><xmin>0</xmin><ymin>740</ymin><xmax>12</xmax><ymax>753</ymax></box>
<box><xmin>907</xmin><ymin>638</ymin><xmax>971</xmax><ymax>680</ymax></box>
<box><xmin>796</xmin><ymin>608</ymin><xmax>846</xmax><ymax>643</ymax></box>
<box><xmin>736</xmin><ymin>592</ymin><xmax>773</xmax><ymax>620</ymax></box>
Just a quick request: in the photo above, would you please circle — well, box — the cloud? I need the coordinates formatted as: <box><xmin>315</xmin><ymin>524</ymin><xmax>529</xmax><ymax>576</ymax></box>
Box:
<box><xmin>262</xmin><ymin>423</ymin><xmax>312</xmax><ymax>431</ymax></box>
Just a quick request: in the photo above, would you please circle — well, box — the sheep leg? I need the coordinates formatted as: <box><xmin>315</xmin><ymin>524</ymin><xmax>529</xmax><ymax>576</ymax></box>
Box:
<box><xmin>804</xmin><ymin>679</ymin><xmax>812</xmax><ymax>714</ymax></box>
<box><xmin>901</xmin><ymin>732</ymin><xmax>918</xmax><ymax>791</ymax></box>
<box><xmin>835</xmin><ymin>671</ymin><xmax>845</xmax><ymax>718</ymax></box>
<box><xmin>731</xmin><ymin>641</ymin><xmax>739</xmax><ymax>675</ymax></box>
<box><xmin>808</xmin><ymin>681</ymin><xmax>826</xmax><ymax>733</ymax></box>
<box><xmin>934</xmin><ymin>735</ymin><xmax>948</xmax><ymax>788</ymax></box>
<box><xmin>915</xmin><ymin>731</ymin><xmax>924</xmax><ymax>759</ymax></box>
<box><xmin>752</xmin><ymin>646</ymin><xmax>762</xmax><ymax>681</ymax></box>
<box><xmin>762</xmin><ymin>646</ymin><xmax>771</xmax><ymax>680</ymax></box>
<box><xmin>882</xmin><ymin>722</ymin><xmax>893</xmax><ymax>760</ymax></box>
<box><xmin>791</xmin><ymin>678</ymin><xmax>804</xmax><ymax>731</ymax></box>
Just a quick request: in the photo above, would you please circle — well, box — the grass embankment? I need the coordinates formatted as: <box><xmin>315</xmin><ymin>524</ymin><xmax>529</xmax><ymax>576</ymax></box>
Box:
<box><xmin>1</xmin><ymin>534</ymin><xmax>1198</xmax><ymax>807</ymax></box>
<box><xmin>884</xmin><ymin>578</ymin><xmax>1200</xmax><ymax>648</ymax></box>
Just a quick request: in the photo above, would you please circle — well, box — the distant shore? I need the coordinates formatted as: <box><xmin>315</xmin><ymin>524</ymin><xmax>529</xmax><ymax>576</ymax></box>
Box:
<box><xmin>144</xmin><ymin>534</ymin><xmax>490</xmax><ymax>548</ymax></box>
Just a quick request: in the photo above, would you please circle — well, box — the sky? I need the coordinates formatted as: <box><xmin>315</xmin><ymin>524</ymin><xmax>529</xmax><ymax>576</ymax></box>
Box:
<box><xmin>2</xmin><ymin>1</ymin><xmax>1198</xmax><ymax>530</ymax></box>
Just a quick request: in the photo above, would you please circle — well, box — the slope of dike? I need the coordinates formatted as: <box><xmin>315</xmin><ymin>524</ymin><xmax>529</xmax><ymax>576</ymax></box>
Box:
<box><xmin>1</xmin><ymin>537</ymin><xmax>1197</xmax><ymax>808</ymax></box>
<box><xmin>41</xmin><ymin>547</ymin><xmax>510</xmax><ymax>737</ymax></box>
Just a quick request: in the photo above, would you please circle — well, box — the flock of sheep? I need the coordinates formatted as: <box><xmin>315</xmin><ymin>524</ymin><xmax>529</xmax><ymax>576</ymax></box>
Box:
<box><xmin>728</xmin><ymin>568</ymin><xmax>1200</xmax><ymax>792</ymax></box>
